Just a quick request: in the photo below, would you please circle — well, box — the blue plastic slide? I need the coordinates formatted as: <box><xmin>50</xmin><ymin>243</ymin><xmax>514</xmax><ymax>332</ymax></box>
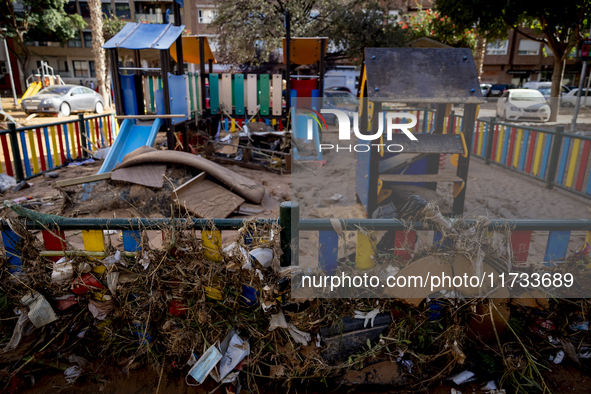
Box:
<box><xmin>97</xmin><ymin>118</ymin><xmax>163</xmax><ymax>174</ymax></box>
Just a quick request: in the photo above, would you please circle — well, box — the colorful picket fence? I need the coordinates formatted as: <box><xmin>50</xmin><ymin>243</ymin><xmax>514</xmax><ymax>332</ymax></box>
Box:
<box><xmin>143</xmin><ymin>73</ymin><xmax>284</xmax><ymax>122</ymax></box>
<box><xmin>470</xmin><ymin>119</ymin><xmax>591</xmax><ymax>199</ymax></box>
<box><xmin>2</xmin><ymin>205</ymin><xmax>590</xmax><ymax>274</ymax></box>
<box><xmin>2</xmin><ymin>113</ymin><xmax>118</xmax><ymax>182</ymax></box>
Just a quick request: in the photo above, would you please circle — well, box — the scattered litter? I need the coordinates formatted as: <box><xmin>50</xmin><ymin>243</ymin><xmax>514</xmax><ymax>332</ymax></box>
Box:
<box><xmin>13</xmin><ymin>181</ymin><xmax>31</xmax><ymax>192</ymax></box>
<box><xmin>249</xmin><ymin>248</ymin><xmax>273</xmax><ymax>268</ymax></box>
<box><xmin>186</xmin><ymin>345</ymin><xmax>223</xmax><ymax>385</ymax></box>
<box><xmin>67</xmin><ymin>158</ymin><xmax>95</xmax><ymax>167</ymax></box>
<box><xmin>550</xmin><ymin>349</ymin><xmax>565</xmax><ymax>364</ymax></box>
<box><xmin>88</xmin><ymin>298</ymin><xmax>115</xmax><ymax>320</ymax></box>
<box><xmin>43</xmin><ymin>172</ymin><xmax>59</xmax><ymax>178</ymax></box>
<box><xmin>447</xmin><ymin>370</ymin><xmax>476</xmax><ymax>385</ymax></box>
<box><xmin>93</xmin><ymin>147</ymin><xmax>111</xmax><ymax>160</ymax></box>
<box><xmin>51</xmin><ymin>257</ymin><xmax>74</xmax><ymax>284</ymax></box>
<box><xmin>216</xmin><ymin>334</ymin><xmax>250</xmax><ymax>381</ymax></box>
<box><xmin>268</xmin><ymin>310</ymin><xmax>289</xmax><ymax>331</ymax></box>
<box><xmin>0</xmin><ymin>173</ymin><xmax>16</xmax><ymax>193</ymax></box>
<box><xmin>353</xmin><ymin>308</ymin><xmax>380</xmax><ymax>328</ymax></box>
<box><xmin>287</xmin><ymin>324</ymin><xmax>311</xmax><ymax>346</ymax></box>
<box><xmin>329</xmin><ymin>193</ymin><xmax>346</xmax><ymax>203</ymax></box>
<box><xmin>20</xmin><ymin>292</ymin><xmax>58</xmax><ymax>328</ymax></box>
<box><xmin>64</xmin><ymin>365</ymin><xmax>83</xmax><ymax>384</ymax></box>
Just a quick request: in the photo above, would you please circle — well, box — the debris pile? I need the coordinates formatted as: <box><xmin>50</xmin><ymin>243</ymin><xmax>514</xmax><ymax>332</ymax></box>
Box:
<box><xmin>0</xmin><ymin>202</ymin><xmax>590</xmax><ymax>393</ymax></box>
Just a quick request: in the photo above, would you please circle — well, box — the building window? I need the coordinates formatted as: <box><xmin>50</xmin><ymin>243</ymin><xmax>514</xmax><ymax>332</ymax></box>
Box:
<box><xmin>64</xmin><ymin>0</ymin><xmax>77</xmax><ymax>15</ymax></box>
<box><xmin>73</xmin><ymin>61</ymin><xmax>89</xmax><ymax>77</ymax></box>
<box><xmin>83</xmin><ymin>32</ymin><xmax>92</xmax><ymax>48</ymax></box>
<box><xmin>89</xmin><ymin>61</ymin><xmax>96</xmax><ymax>78</ymax></box>
<box><xmin>102</xmin><ymin>3</ymin><xmax>112</xmax><ymax>16</ymax></box>
<box><xmin>518</xmin><ymin>39</ymin><xmax>540</xmax><ymax>55</ymax></box>
<box><xmin>486</xmin><ymin>39</ymin><xmax>508</xmax><ymax>55</ymax></box>
<box><xmin>388</xmin><ymin>9</ymin><xmax>400</xmax><ymax>23</ymax></box>
<box><xmin>78</xmin><ymin>1</ymin><xmax>90</xmax><ymax>17</ymax></box>
<box><xmin>198</xmin><ymin>9</ymin><xmax>216</xmax><ymax>24</ymax></box>
<box><xmin>116</xmin><ymin>4</ymin><xmax>131</xmax><ymax>19</ymax></box>
<box><xmin>68</xmin><ymin>32</ymin><xmax>82</xmax><ymax>48</ymax></box>
<box><xmin>0</xmin><ymin>61</ymin><xmax>7</xmax><ymax>74</ymax></box>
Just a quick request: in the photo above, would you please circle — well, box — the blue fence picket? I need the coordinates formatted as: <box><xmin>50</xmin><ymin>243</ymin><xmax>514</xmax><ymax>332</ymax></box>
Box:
<box><xmin>122</xmin><ymin>230</ymin><xmax>142</xmax><ymax>252</ymax></box>
<box><xmin>544</xmin><ymin>230</ymin><xmax>571</xmax><ymax>263</ymax></box>
<box><xmin>556</xmin><ymin>137</ymin><xmax>571</xmax><ymax>185</ymax></box>
<box><xmin>319</xmin><ymin>230</ymin><xmax>339</xmax><ymax>275</ymax></box>
<box><xmin>519</xmin><ymin>130</ymin><xmax>529</xmax><ymax>171</ymax></box>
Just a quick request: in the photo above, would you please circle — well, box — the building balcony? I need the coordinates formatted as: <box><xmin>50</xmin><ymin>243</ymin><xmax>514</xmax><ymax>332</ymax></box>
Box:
<box><xmin>135</xmin><ymin>13</ymin><xmax>174</xmax><ymax>24</ymax></box>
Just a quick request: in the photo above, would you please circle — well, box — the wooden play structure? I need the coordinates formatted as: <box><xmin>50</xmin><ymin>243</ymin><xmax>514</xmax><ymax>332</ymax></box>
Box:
<box><xmin>355</xmin><ymin>47</ymin><xmax>483</xmax><ymax>216</ymax></box>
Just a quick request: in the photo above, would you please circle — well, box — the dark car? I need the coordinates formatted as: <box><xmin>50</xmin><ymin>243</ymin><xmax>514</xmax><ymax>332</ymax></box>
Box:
<box><xmin>322</xmin><ymin>91</ymin><xmax>358</xmax><ymax>124</ymax></box>
<box><xmin>325</xmin><ymin>86</ymin><xmax>353</xmax><ymax>94</ymax></box>
<box><xmin>487</xmin><ymin>84</ymin><xmax>517</xmax><ymax>98</ymax></box>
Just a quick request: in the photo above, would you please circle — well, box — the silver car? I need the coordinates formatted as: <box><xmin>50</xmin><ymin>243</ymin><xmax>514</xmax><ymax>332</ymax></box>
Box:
<box><xmin>21</xmin><ymin>85</ymin><xmax>105</xmax><ymax>117</ymax></box>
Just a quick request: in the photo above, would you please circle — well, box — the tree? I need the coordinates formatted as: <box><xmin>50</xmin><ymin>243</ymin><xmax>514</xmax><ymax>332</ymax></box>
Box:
<box><xmin>401</xmin><ymin>7</ymin><xmax>477</xmax><ymax>50</ymax></box>
<box><xmin>210</xmin><ymin>0</ymin><xmax>408</xmax><ymax>67</ymax></box>
<box><xmin>435</xmin><ymin>0</ymin><xmax>591</xmax><ymax>121</ymax></box>
<box><xmin>88</xmin><ymin>0</ymin><xmax>106</xmax><ymax>104</ymax></box>
<box><xmin>0</xmin><ymin>0</ymin><xmax>86</xmax><ymax>77</ymax></box>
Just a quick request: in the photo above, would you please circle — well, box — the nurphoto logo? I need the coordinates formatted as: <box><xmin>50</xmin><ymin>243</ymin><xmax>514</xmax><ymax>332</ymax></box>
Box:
<box><xmin>303</xmin><ymin>109</ymin><xmax>418</xmax><ymax>153</ymax></box>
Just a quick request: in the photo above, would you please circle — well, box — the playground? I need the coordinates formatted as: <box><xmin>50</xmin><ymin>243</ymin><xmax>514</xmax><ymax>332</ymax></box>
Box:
<box><xmin>2</xmin><ymin>9</ymin><xmax>591</xmax><ymax>394</ymax></box>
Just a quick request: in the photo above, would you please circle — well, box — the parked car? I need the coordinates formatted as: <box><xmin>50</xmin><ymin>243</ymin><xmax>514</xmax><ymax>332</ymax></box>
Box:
<box><xmin>496</xmin><ymin>89</ymin><xmax>550</xmax><ymax>122</ymax></box>
<box><xmin>487</xmin><ymin>84</ymin><xmax>517</xmax><ymax>98</ymax></box>
<box><xmin>325</xmin><ymin>86</ymin><xmax>353</xmax><ymax>94</ymax></box>
<box><xmin>480</xmin><ymin>83</ymin><xmax>492</xmax><ymax>97</ymax></box>
<box><xmin>322</xmin><ymin>91</ymin><xmax>358</xmax><ymax>124</ymax></box>
<box><xmin>560</xmin><ymin>88</ymin><xmax>591</xmax><ymax>107</ymax></box>
<box><xmin>21</xmin><ymin>85</ymin><xmax>105</xmax><ymax>117</ymax></box>
<box><xmin>522</xmin><ymin>81</ymin><xmax>571</xmax><ymax>95</ymax></box>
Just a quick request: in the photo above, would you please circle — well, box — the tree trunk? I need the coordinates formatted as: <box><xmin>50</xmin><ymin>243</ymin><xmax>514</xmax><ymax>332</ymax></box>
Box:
<box><xmin>88</xmin><ymin>0</ymin><xmax>108</xmax><ymax>106</ymax></box>
<box><xmin>474</xmin><ymin>35</ymin><xmax>487</xmax><ymax>80</ymax></box>
<box><xmin>549</xmin><ymin>57</ymin><xmax>565</xmax><ymax>122</ymax></box>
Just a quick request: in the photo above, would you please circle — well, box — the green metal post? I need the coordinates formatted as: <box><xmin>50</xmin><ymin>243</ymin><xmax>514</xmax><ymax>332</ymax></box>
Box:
<box><xmin>546</xmin><ymin>125</ymin><xmax>564</xmax><ymax>189</ymax></box>
<box><xmin>484</xmin><ymin>117</ymin><xmax>496</xmax><ymax>165</ymax></box>
<box><xmin>78</xmin><ymin>114</ymin><xmax>88</xmax><ymax>158</ymax></box>
<box><xmin>279</xmin><ymin>201</ymin><xmax>299</xmax><ymax>267</ymax></box>
<box><xmin>8</xmin><ymin>122</ymin><xmax>24</xmax><ymax>182</ymax></box>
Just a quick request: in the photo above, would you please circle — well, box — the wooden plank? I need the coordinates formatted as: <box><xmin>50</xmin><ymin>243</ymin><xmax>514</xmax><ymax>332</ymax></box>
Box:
<box><xmin>576</xmin><ymin>141</ymin><xmax>591</xmax><ymax>191</ymax></box>
<box><xmin>380</xmin><ymin>174</ymin><xmax>464</xmax><ymax>183</ymax></box>
<box><xmin>319</xmin><ymin>230</ymin><xmax>339</xmax><ymax>275</ymax></box>
<box><xmin>556</xmin><ymin>137</ymin><xmax>571</xmax><ymax>185</ymax></box>
<box><xmin>565</xmin><ymin>138</ymin><xmax>581</xmax><ymax>188</ymax></box>
<box><xmin>234</xmin><ymin>74</ymin><xmax>245</xmax><ymax>115</ymax></box>
<box><xmin>220</xmin><ymin>73</ymin><xmax>233</xmax><ymax>113</ymax></box>
<box><xmin>355</xmin><ymin>230</ymin><xmax>376</xmax><ymax>269</ymax></box>
<box><xmin>172</xmin><ymin>172</ymin><xmax>245</xmax><ymax>218</ymax></box>
<box><xmin>259</xmin><ymin>74</ymin><xmax>270</xmax><ymax>116</ymax></box>
<box><xmin>122</xmin><ymin>230</ymin><xmax>141</xmax><ymax>252</ymax></box>
<box><xmin>510</xmin><ymin>230</ymin><xmax>532</xmax><ymax>267</ymax></box>
<box><xmin>54</xmin><ymin>172</ymin><xmax>111</xmax><ymax>188</ymax></box>
<box><xmin>379</xmin><ymin>153</ymin><xmax>428</xmax><ymax>173</ymax></box>
<box><xmin>247</xmin><ymin>74</ymin><xmax>257</xmax><ymax>115</ymax></box>
<box><xmin>209</xmin><ymin>73</ymin><xmax>220</xmax><ymax>115</ymax></box>
<box><xmin>382</xmin><ymin>134</ymin><xmax>465</xmax><ymax>154</ymax></box>
<box><xmin>82</xmin><ymin>229</ymin><xmax>105</xmax><ymax>252</ymax></box>
<box><xmin>544</xmin><ymin>230</ymin><xmax>571</xmax><ymax>263</ymax></box>
<box><xmin>272</xmin><ymin>74</ymin><xmax>282</xmax><ymax>116</ymax></box>
<box><xmin>111</xmin><ymin>164</ymin><xmax>165</xmax><ymax>188</ymax></box>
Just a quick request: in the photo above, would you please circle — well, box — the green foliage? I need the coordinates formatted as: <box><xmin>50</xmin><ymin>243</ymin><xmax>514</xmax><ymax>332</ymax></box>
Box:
<box><xmin>103</xmin><ymin>14</ymin><xmax>127</xmax><ymax>41</ymax></box>
<box><xmin>211</xmin><ymin>0</ymin><xmax>409</xmax><ymax>66</ymax></box>
<box><xmin>0</xmin><ymin>0</ymin><xmax>86</xmax><ymax>43</ymax></box>
<box><xmin>435</xmin><ymin>0</ymin><xmax>591</xmax><ymax>60</ymax></box>
<box><xmin>401</xmin><ymin>7</ymin><xmax>477</xmax><ymax>49</ymax></box>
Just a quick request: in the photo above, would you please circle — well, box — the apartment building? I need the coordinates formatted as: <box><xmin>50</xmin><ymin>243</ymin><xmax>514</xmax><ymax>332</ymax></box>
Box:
<box><xmin>482</xmin><ymin>29</ymin><xmax>581</xmax><ymax>87</ymax></box>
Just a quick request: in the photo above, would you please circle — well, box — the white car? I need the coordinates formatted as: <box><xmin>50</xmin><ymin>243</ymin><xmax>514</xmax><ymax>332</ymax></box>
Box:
<box><xmin>561</xmin><ymin>88</ymin><xmax>591</xmax><ymax>107</ymax></box>
<box><xmin>496</xmin><ymin>89</ymin><xmax>551</xmax><ymax>122</ymax></box>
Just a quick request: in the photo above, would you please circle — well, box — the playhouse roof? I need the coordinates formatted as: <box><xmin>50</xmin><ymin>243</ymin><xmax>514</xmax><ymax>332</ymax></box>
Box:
<box><xmin>282</xmin><ymin>37</ymin><xmax>328</xmax><ymax>65</ymax></box>
<box><xmin>363</xmin><ymin>47</ymin><xmax>483</xmax><ymax>104</ymax></box>
<box><xmin>103</xmin><ymin>23</ymin><xmax>185</xmax><ymax>50</ymax></box>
